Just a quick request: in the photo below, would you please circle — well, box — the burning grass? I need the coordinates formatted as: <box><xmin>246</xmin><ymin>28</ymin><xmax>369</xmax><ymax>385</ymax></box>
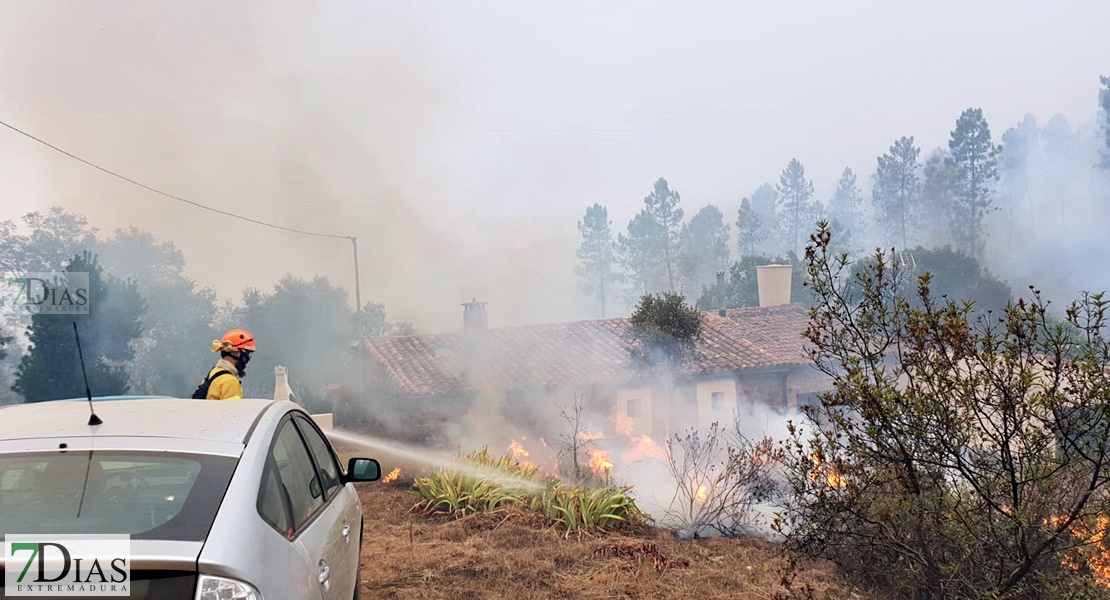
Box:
<box><xmin>411</xmin><ymin>447</ymin><xmax>646</xmax><ymax>533</ymax></box>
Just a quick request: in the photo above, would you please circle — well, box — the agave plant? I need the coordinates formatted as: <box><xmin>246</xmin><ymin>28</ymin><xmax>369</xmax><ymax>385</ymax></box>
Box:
<box><xmin>412</xmin><ymin>447</ymin><xmax>645</xmax><ymax>531</ymax></box>
<box><xmin>531</xmin><ymin>484</ymin><xmax>645</xmax><ymax>532</ymax></box>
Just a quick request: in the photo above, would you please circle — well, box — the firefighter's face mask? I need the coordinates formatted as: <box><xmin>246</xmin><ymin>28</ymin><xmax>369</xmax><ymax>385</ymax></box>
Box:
<box><xmin>234</xmin><ymin>350</ymin><xmax>253</xmax><ymax>376</ymax></box>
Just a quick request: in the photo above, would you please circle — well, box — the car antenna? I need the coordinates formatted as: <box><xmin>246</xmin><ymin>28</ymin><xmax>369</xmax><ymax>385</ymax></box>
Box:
<box><xmin>73</xmin><ymin>321</ymin><xmax>102</xmax><ymax>426</ymax></box>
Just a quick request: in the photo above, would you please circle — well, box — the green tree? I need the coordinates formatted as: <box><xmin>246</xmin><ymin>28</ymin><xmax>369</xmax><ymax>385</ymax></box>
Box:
<box><xmin>999</xmin><ymin>115</ymin><xmax>1040</xmax><ymax>247</ymax></box>
<box><xmin>749</xmin><ymin>183</ymin><xmax>780</xmax><ymax>254</ymax></box>
<box><xmin>14</xmin><ymin>254</ymin><xmax>145</xmax><ymax>401</ymax></box>
<box><xmin>0</xmin><ymin>207</ymin><xmax>97</xmax><ymax>276</ymax></box>
<box><xmin>698</xmin><ymin>254</ymin><xmax>811</xmax><ymax>309</ymax></box>
<box><xmin>920</xmin><ymin>149</ymin><xmax>956</xmax><ymax>245</ymax></box>
<box><xmin>641</xmin><ymin>178</ymin><xmax>684</xmax><ymax>292</ymax></box>
<box><xmin>946</xmin><ymin>108</ymin><xmax>1001</xmax><ymax>259</ymax></box>
<box><xmin>627</xmin><ymin>291</ymin><xmax>703</xmax><ymax>371</ymax></box>
<box><xmin>362</xmin><ymin>301</ymin><xmax>415</xmax><ymax>336</ymax></box>
<box><xmin>828</xmin><ymin>167</ymin><xmax>864</xmax><ymax>245</ymax></box>
<box><xmin>679</xmin><ymin>204</ymin><xmax>730</xmax><ymax>298</ymax></box>
<box><xmin>1000</xmin><ymin>114</ymin><xmax>1040</xmax><ymax>180</ymax></box>
<box><xmin>575</xmin><ymin>203</ymin><xmax>617</xmax><ymax>317</ymax></box>
<box><xmin>735</xmin><ymin>197</ymin><xmax>766</xmax><ymax>257</ymax></box>
<box><xmin>617</xmin><ymin>209</ymin><xmax>667</xmax><ymax>298</ymax></box>
<box><xmin>776</xmin><ymin>159</ymin><xmax>816</xmax><ymax>256</ymax></box>
<box><xmin>872</xmin><ymin>136</ymin><xmax>921</xmax><ymax>249</ymax></box>
<box><xmin>849</xmin><ymin>245</ymin><xmax>1012</xmax><ymax>316</ymax></box>
<box><xmin>0</xmin><ymin>208</ymin><xmax>98</xmax><ymax>403</ymax></box>
<box><xmin>777</xmin><ymin>223</ymin><xmax>1110</xmax><ymax>598</ymax></box>
<box><xmin>826</xmin><ymin>167</ymin><xmax>865</xmax><ymax>256</ymax></box>
<box><xmin>97</xmin><ymin>228</ymin><xmax>219</xmax><ymax>397</ymax></box>
<box><xmin>229</xmin><ymin>275</ymin><xmax>357</xmax><ymax>411</ymax></box>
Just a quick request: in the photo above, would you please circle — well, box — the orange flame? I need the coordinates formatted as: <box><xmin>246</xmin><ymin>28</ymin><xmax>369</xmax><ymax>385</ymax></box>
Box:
<box><xmin>508</xmin><ymin>438</ymin><xmax>529</xmax><ymax>459</ymax></box>
<box><xmin>611</xmin><ymin>412</ymin><xmax>636</xmax><ymax>437</ymax></box>
<box><xmin>623</xmin><ymin>435</ymin><xmax>667</xmax><ymax>462</ymax></box>
<box><xmin>507</xmin><ymin>438</ymin><xmax>538</xmax><ymax>471</ymax></box>
<box><xmin>695</xmin><ymin>484</ymin><xmax>709</xmax><ymax>503</ymax></box>
<box><xmin>587</xmin><ymin>448</ymin><xmax>614</xmax><ymax>476</ymax></box>
<box><xmin>1046</xmin><ymin>513</ymin><xmax>1110</xmax><ymax>587</ymax></box>
<box><xmin>382</xmin><ymin>467</ymin><xmax>401</xmax><ymax>484</ymax></box>
<box><xmin>808</xmin><ymin>454</ymin><xmax>846</xmax><ymax>488</ymax></box>
<box><xmin>579</xmin><ymin>431</ymin><xmax>604</xmax><ymax>443</ymax></box>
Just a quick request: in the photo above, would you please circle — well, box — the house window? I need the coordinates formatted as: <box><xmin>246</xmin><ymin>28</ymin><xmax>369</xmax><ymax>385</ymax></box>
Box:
<box><xmin>710</xmin><ymin>392</ymin><xmax>724</xmax><ymax>411</ymax></box>
<box><xmin>625</xmin><ymin>398</ymin><xmax>641</xmax><ymax>418</ymax></box>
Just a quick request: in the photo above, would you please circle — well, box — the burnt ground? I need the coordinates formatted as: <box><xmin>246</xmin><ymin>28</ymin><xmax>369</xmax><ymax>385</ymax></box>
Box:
<box><xmin>353</xmin><ymin>480</ymin><xmax>868</xmax><ymax>600</ymax></box>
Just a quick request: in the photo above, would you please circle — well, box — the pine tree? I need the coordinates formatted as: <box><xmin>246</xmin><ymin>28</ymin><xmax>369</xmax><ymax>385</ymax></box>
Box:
<box><xmin>679</xmin><ymin>204</ymin><xmax>730</xmax><ymax>297</ymax></box>
<box><xmin>641</xmin><ymin>178</ymin><xmax>684</xmax><ymax>292</ymax></box>
<box><xmin>998</xmin><ymin>115</ymin><xmax>1040</xmax><ymax>250</ymax></box>
<box><xmin>574</xmin><ymin>204</ymin><xmax>617</xmax><ymax>317</ymax></box>
<box><xmin>947</xmin><ymin>108</ymin><xmax>1001</xmax><ymax>259</ymax></box>
<box><xmin>828</xmin><ymin>167</ymin><xmax>865</xmax><ymax>246</ymax></box>
<box><xmin>921</xmin><ymin>149</ymin><xmax>957</xmax><ymax>246</ymax></box>
<box><xmin>872</xmin><ymin>136</ymin><xmax>921</xmax><ymax>249</ymax></box>
<box><xmin>617</xmin><ymin>209</ymin><xmax>667</xmax><ymax>298</ymax></box>
<box><xmin>735</xmin><ymin>197</ymin><xmax>766</xmax><ymax>257</ymax></box>
<box><xmin>776</xmin><ymin>159</ymin><xmax>816</xmax><ymax>255</ymax></box>
<box><xmin>749</xmin><ymin>183</ymin><xmax>780</xmax><ymax>254</ymax></box>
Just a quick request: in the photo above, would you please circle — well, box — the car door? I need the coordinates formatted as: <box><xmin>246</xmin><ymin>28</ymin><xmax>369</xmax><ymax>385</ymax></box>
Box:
<box><xmin>270</xmin><ymin>417</ymin><xmax>346</xmax><ymax>600</ymax></box>
<box><xmin>293</xmin><ymin>414</ymin><xmax>360</xmax><ymax>600</ymax></box>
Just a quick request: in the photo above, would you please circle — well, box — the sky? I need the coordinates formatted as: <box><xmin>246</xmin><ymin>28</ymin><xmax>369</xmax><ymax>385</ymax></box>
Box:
<box><xmin>1</xmin><ymin>0</ymin><xmax>1108</xmax><ymax>332</ymax></box>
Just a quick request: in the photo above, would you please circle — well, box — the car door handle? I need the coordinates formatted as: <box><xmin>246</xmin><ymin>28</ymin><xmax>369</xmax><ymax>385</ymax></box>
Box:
<box><xmin>342</xmin><ymin>522</ymin><xmax>351</xmax><ymax>541</ymax></box>
<box><xmin>318</xmin><ymin>560</ymin><xmax>331</xmax><ymax>590</ymax></box>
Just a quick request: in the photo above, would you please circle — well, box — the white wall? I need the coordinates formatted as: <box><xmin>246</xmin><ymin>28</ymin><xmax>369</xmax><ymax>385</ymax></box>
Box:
<box><xmin>615</xmin><ymin>387</ymin><xmax>653</xmax><ymax>435</ymax></box>
<box><xmin>696</xmin><ymin>378</ymin><xmax>738</xmax><ymax>432</ymax></box>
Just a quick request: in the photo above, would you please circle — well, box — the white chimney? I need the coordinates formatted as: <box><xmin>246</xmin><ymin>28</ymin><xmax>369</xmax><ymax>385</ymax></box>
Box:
<box><xmin>274</xmin><ymin>365</ymin><xmax>295</xmax><ymax>402</ymax></box>
<box><xmin>755</xmin><ymin>264</ymin><xmax>792</xmax><ymax>307</ymax></box>
<box><xmin>462</xmin><ymin>298</ymin><xmax>488</xmax><ymax>337</ymax></box>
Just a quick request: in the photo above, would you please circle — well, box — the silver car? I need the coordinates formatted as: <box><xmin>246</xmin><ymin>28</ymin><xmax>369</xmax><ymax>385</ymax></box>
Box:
<box><xmin>0</xmin><ymin>398</ymin><xmax>381</xmax><ymax>600</ymax></box>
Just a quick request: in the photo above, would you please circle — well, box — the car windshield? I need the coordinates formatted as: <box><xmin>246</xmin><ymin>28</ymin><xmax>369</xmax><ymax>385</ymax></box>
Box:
<box><xmin>0</xmin><ymin>451</ymin><xmax>237</xmax><ymax>541</ymax></box>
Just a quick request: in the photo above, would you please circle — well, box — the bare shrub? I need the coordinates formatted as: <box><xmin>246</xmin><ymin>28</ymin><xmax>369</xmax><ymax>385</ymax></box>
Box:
<box><xmin>664</xmin><ymin>410</ymin><xmax>779</xmax><ymax>537</ymax></box>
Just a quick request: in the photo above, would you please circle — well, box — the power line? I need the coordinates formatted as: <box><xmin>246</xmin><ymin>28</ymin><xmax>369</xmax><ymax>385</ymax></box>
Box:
<box><xmin>0</xmin><ymin>118</ymin><xmax>352</xmax><ymax>240</ymax></box>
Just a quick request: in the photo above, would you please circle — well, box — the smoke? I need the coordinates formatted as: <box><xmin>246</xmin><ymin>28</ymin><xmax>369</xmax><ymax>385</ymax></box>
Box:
<box><xmin>983</xmin><ymin>113</ymin><xmax>1110</xmax><ymax>306</ymax></box>
<box><xmin>0</xmin><ymin>1</ymin><xmax>589</xmax><ymax>333</ymax></box>
<box><xmin>413</xmin><ymin>359</ymin><xmax>806</xmax><ymax>537</ymax></box>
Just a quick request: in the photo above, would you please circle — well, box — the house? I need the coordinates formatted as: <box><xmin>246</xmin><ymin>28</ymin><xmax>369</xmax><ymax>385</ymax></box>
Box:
<box><xmin>341</xmin><ymin>266</ymin><xmax>829</xmax><ymax>444</ymax></box>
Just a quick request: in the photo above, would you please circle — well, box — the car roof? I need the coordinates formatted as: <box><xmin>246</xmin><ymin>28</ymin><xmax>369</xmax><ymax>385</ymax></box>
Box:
<box><xmin>0</xmin><ymin>398</ymin><xmax>279</xmax><ymax>445</ymax></box>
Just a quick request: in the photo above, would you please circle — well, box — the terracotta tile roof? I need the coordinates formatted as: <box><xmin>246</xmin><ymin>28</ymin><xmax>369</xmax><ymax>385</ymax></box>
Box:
<box><xmin>364</xmin><ymin>304</ymin><xmax>812</xmax><ymax>397</ymax></box>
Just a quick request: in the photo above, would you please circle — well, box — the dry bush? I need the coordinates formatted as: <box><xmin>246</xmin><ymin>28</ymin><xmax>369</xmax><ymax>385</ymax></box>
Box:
<box><xmin>664</xmin><ymin>410</ymin><xmax>779</xmax><ymax>538</ymax></box>
<box><xmin>779</xmin><ymin>223</ymin><xmax>1110</xmax><ymax>599</ymax></box>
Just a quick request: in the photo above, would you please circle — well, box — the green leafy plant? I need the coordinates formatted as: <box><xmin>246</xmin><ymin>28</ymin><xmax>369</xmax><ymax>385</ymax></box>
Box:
<box><xmin>412</xmin><ymin>448</ymin><xmax>645</xmax><ymax>532</ymax></box>
<box><xmin>529</xmin><ymin>484</ymin><xmax>644</xmax><ymax>532</ymax></box>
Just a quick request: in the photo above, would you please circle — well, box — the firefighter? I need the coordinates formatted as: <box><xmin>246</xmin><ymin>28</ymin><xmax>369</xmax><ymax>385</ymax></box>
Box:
<box><xmin>191</xmin><ymin>328</ymin><xmax>256</xmax><ymax>400</ymax></box>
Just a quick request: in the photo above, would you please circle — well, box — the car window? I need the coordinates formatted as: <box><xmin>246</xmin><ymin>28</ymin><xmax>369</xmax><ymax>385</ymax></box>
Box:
<box><xmin>294</xmin><ymin>415</ymin><xmax>342</xmax><ymax>499</ymax></box>
<box><xmin>0</xmin><ymin>451</ymin><xmax>236</xmax><ymax>541</ymax></box>
<box><xmin>257</xmin><ymin>460</ymin><xmax>292</xmax><ymax>537</ymax></box>
<box><xmin>270</xmin><ymin>420</ymin><xmax>325</xmax><ymax>531</ymax></box>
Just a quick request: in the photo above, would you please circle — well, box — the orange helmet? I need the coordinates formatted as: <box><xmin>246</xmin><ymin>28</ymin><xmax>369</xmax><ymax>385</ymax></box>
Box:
<box><xmin>216</xmin><ymin>328</ymin><xmax>256</xmax><ymax>352</ymax></box>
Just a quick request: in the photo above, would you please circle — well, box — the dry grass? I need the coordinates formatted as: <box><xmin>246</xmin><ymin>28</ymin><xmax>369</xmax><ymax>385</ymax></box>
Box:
<box><xmin>332</xmin><ymin>439</ymin><xmax>869</xmax><ymax>599</ymax></box>
<box><xmin>354</xmin><ymin>481</ymin><xmax>869</xmax><ymax>600</ymax></box>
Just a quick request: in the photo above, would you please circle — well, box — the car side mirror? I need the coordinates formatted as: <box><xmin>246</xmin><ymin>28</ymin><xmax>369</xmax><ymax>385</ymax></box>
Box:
<box><xmin>346</xmin><ymin>458</ymin><xmax>381</xmax><ymax>482</ymax></box>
